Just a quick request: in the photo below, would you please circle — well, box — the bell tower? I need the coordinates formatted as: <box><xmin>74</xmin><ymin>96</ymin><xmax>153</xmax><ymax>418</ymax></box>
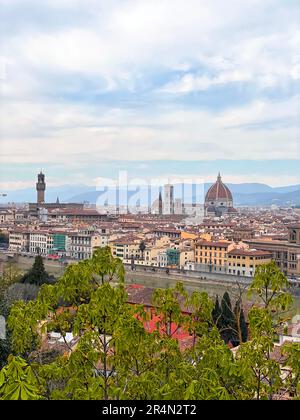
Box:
<box><xmin>158</xmin><ymin>191</ymin><xmax>163</xmax><ymax>216</ymax></box>
<box><xmin>36</xmin><ymin>171</ymin><xmax>46</xmax><ymax>204</ymax></box>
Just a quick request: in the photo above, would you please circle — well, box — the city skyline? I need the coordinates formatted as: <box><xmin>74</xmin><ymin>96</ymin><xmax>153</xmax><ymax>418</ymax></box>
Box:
<box><xmin>1</xmin><ymin>0</ymin><xmax>300</xmax><ymax>403</ymax></box>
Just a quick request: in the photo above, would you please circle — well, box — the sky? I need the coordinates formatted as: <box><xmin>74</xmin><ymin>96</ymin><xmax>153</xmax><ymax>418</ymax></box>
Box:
<box><xmin>0</xmin><ymin>0</ymin><xmax>299</xmax><ymax>192</ymax></box>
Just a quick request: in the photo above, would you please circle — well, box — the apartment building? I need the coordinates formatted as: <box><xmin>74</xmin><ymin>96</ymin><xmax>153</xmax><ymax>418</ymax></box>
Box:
<box><xmin>68</xmin><ymin>230</ymin><xmax>105</xmax><ymax>260</ymax></box>
<box><xmin>110</xmin><ymin>237</ymin><xmax>142</xmax><ymax>261</ymax></box>
<box><xmin>29</xmin><ymin>231</ymin><xmax>54</xmax><ymax>255</ymax></box>
<box><xmin>157</xmin><ymin>248</ymin><xmax>180</xmax><ymax>268</ymax></box>
<box><xmin>245</xmin><ymin>225</ymin><xmax>300</xmax><ymax>277</ymax></box>
<box><xmin>227</xmin><ymin>249</ymin><xmax>272</xmax><ymax>277</ymax></box>
<box><xmin>194</xmin><ymin>240</ymin><xmax>234</xmax><ymax>273</ymax></box>
<box><xmin>9</xmin><ymin>230</ymin><xmax>30</xmax><ymax>253</ymax></box>
<box><xmin>180</xmin><ymin>249</ymin><xmax>195</xmax><ymax>268</ymax></box>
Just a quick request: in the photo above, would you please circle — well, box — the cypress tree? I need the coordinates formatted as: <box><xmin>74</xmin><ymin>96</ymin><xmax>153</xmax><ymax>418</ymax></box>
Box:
<box><xmin>22</xmin><ymin>255</ymin><xmax>49</xmax><ymax>286</ymax></box>
<box><xmin>212</xmin><ymin>295</ymin><xmax>222</xmax><ymax>328</ymax></box>
<box><xmin>239</xmin><ymin>307</ymin><xmax>248</xmax><ymax>343</ymax></box>
<box><xmin>220</xmin><ymin>292</ymin><xmax>237</xmax><ymax>344</ymax></box>
<box><xmin>233</xmin><ymin>300</ymin><xmax>248</xmax><ymax>345</ymax></box>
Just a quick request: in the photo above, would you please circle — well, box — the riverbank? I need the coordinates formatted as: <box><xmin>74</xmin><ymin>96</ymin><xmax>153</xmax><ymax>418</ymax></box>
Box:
<box><xmin>3</xmin><ymin>254</ymin><xmax>300</xmax><ymax>314</ymax></box>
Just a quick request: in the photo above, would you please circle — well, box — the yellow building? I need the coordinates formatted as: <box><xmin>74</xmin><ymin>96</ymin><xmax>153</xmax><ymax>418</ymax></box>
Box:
<box><xmin>155</xmin><ymin>236</ymin><xmax>172</xmax><ymax>248</ymax></box>
<box><xmin>110</xmin><ymin>238</ymin><xmax>141</xmax><ymax>260</ymax></box>
<box><xmin>181</xmin><ymin>232</ymin><xmax>198</xmax><ymax>240</ymax></box>
<box><xmin>194</xmin><ymin>240</ymin><xmax>234</xmax><ymax>273</ymax></box>
<box><xmin>180</xmin><ymin>249</ymin><xmax>195</xmax><ymax>268</ymax></box>
<box><xmin>227</xmin><ymin>249</ymin><xmax>272</xmax><ymax>277</ymax></box>
<box><xmin>181</xmin><ymin>232</ymin><xmax>212</xmax><ymax>241</ymax></box>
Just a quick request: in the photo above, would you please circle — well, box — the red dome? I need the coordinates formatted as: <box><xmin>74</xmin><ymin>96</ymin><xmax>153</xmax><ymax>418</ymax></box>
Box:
<box><xmin>205</xmin><ymin>173</ymin><xmax>233</xmax><ymax>203</ymax></box>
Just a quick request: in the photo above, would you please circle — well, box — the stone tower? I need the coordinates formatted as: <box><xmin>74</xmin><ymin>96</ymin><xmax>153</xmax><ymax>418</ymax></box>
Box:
<box><xmin>164</xmin><ymin>184</ymin><xmax>174</xmax><ymax>215</ymax></box>
<box><xmin>36</xmin><ymin>171</ymin><xmax>46</xmax><ymax>204</ymax></box>
<box><xmin>158</xmin><ymin>191</ymin><xmax>163</xmax><ymax>216</ymax></box>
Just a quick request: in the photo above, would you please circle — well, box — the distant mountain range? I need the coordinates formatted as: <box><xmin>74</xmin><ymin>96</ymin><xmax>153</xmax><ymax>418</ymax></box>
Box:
<box><xmin>1</xmin><ymin>183</ymin><xmax>300</xmax><ymax>207</ymax></box>
<box><xmin>66</xmin><ymin>183</ymin><xmax>300</xmax><ymax>207</ymax></box>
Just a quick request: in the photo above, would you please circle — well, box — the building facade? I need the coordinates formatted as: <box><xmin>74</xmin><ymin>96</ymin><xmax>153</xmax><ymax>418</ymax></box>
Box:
<box><xmin>9</xmin><ymin>231</ymin><xmax>30</xmax><ymax>253</ymax></box>
<box><xmin>164</xmin><ymin>184</ymin><xmax>174</xmax><ymax>215</ymax></box>
<box><xmin>194</xmin><ymin>240</ymin><xmax>233</xmax><ymax>273</ymax></box>
<box><xmin>227</xmin><ymin>249</ymin><xmax>272</xmax><ymax>277</ymax></box>
<box><xmin>29</xmin><ymin>232</ymin><xmax>53</xmax><ymax>256</ymax></box>
<box><xmin>245</xmin><ymin>225</ymin><xmax>300</xmax><ymax>277</ymax></box>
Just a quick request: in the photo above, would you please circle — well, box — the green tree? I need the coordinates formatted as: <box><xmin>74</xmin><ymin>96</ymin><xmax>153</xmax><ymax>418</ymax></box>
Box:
<box><xmin>0</xmin><ymin>233</ymin><xmax>8</xmax><ymax>245</ymax></box>
<box><xmin>0</xmin><ymin>356</ymin><xmax>42</xmax><ymax>400</ymax></box>
<box><xmin>212</xmin><ymin>295</ymin><xmax>222</xmax><ymax>328</ymax></box>
<box><xmin>139</xmin><ymin>241</ymin><xmax>146</xmax><ymax>260</ymax></box>
<box><xmin>220</xmin><ymin>292</ymin><xmax>237</xmax><ymax>344</ymax></box>
<box><xmin>3</xmin><ymin>257</ymin><xmax>300</xmax><ymax>401</ymax></box>
<box><xmin>0</xmin><ymin>296</ymin><xmax>12</xmax><ymax>368</ymax></box>
<box><xmin>0</xmin><ymin>265</ymin><xmax>22</xmax><ymax>368</ymax></box>
<box><xmin>21</xmin><ymin>256</ymin><xmax>50</xmax><ymax>286</ymax></box>
<box><xmin>152</xmin><ymin>282</ymin><xmax>187</xmax><ymax>339</ymax></box>
<box><xmin>236</xmin><ymin>262</ymin><xmax>295</xmax><ymax>400</ymax></box>
<box><xmin>249</xmin><ymin>260</ymin><xmax>292</xmax><ymax>311</ymax></box>
<box><xmin>234</xmin><ymin>299</ymin><xmax>248</xmax><ymax>344</ymax></box>
<box><xmin>91</xmin><ymin>247</ymin><xmax>125</xmax><ymax>285</ymax></box>
<box><xmin>187</xmin><ymin>291</ymin><xmax>214</xmax><ymax>347</ymax></box>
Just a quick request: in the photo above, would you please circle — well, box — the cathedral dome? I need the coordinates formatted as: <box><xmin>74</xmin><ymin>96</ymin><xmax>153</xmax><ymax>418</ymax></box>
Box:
<box><xmin>205</xmin><ymin>173</ymin><xmax>233</xmax><ymax>204</ymax></box>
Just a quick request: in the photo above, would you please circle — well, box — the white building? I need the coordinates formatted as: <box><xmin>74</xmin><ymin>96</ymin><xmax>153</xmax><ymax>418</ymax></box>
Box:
<box><xmin>157</xmin><ymin>250</ymin><xmax>168</xmax><ymax>267</ymax></box>
<box><xmin>0</xmin><ymin>210</ymin><xmax>15</xmax><ymax>223</ymax></box>
<box><xmin>68</xmin><ymin>230</ymin><xmax>108</xmax><ymax>260</ymax></box>
<box><xmin>29</xmin><ymin>232</ymin><xmax>53</xmax><ymax>256</ymax></box>
<box><xmin>163</xmin><ymin>184</ymin><xmax>174</xmax><ymax>215</ymax></box>
<box><xmin>9</xmin><ymin>231</ymin><xmax>30</xmax><ymax>253</ymax></box>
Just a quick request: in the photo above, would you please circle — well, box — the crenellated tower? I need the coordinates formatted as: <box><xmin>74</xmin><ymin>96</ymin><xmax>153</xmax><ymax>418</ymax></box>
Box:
<box><xmin>36</xmin><ymin>171</ymin><xmax>46</xmax><ymax>204</ymax></box>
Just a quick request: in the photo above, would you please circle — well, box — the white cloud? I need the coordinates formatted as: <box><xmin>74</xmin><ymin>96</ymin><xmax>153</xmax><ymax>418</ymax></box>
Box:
<box><xmin>2</xmin><ymin>0</ymin><xmax>299</xmax><ymax>92</ymax></box>
<box><xmin>0</xmin><ymin>181</ymin><xmax>34</xmax><ymax>191</ymax></box>
<box><xmin>0</xmin><ymin>96</ymin><xmax>299</xmax><ymax>165</ymax></box>
<box><xmin>161</xmin><ymin>71</ymin><xmax>252</xmax><ymax>94</ymax></box>
<box><xmin>0</xmin><ymin>0</ymin><xmax>299</xmax><ymax>183</ymax></box>
<box><xmin>161</xmin><ymin>30</ymin><xmax>300</xmax><ymax>93</ymax></box>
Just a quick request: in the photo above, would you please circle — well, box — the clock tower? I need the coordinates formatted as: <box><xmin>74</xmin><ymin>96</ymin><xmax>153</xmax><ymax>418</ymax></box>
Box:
<box><xmin>36</xmin><ymin>171</ymin><xmax>46</xmax><ymax>204</ymax></box>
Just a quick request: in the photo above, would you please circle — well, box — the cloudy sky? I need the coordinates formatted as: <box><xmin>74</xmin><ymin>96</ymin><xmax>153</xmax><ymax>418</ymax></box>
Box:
<box><xmin>0</xmin><ymin>0</ymin><xmax>299</xmax><ymax>191</ymax></box>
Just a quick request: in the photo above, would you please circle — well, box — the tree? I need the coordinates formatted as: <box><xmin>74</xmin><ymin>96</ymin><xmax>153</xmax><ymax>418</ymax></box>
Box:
<box><xmin>220</xmin><ymin>292</ymin><xmax>237</xmax><ymax>345</ymax></box>
<box><xmin>236</xmin><ymin>262</ymin><xmax>296</xmax><ymax>400</ymax></box>
<box><xmin>139</xmin><ymin>241</ymin><xmax>146</xmax><ymax>260</ymax></box>
<box><xmin>0</xmin><ymin>356</ymin><xmax>42</xmax><ymax>400</ymax></box>
<box><xmin>249</xmin><ymin>260</ymin><xmax>292</xmax><ymax>311</ymax></box>
<box><xmin>3</xmin><ymin>257</ymin><xmax>300</xmax><ymax>400</ymax></box>
<box><xmin>187</xmin><ymin>291</ymin><xmax>214</xmax><ymax>347</ymax></box>
<box><xmin>212</xmin><ymin>295</ymin><xmax>222</xmax><ymax>328</ymax></box>
<box><xmin>21</xmin><ymin>256</ymin><xmax>49</xmax><ymax>286</ymax></box>
<box><xmin>0</xmin><ymin>233</ymin><xmax>8</xmax><ymax>245</ymax></box>
<box><xmin>90</xmin><ymin>247</ymin><xmax>125</xmax><ymax>285</ymax></box>
<box><xmin>234</xmin><ymin>300</ymin><xmax>248</xmax><ymax>344</ymax></box>
<box><xmin>0</xmin><ymin>265</ymin><xmax>22</xmax><ymax>368</ymax></box>
<box><xmin>152</xmin><ymin>282</ymin><xmax>187</xmax><ymax>339</ymax></box>
<box><xmin>0</xmin><ymin>265</ymin><xmax>21</xmax><ymax>294</ymax></box>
